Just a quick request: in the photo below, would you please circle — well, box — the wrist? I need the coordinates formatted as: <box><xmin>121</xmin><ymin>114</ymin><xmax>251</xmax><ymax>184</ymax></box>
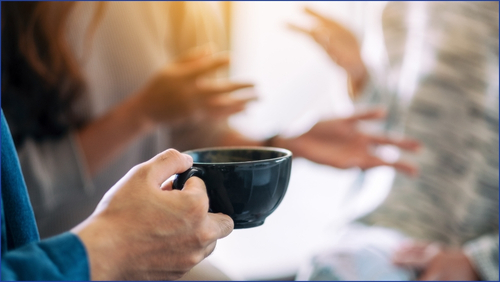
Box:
<box><xmin>123</xmin><ymin>93</ymin><xmax>157</xmax><ymax>134</ymax></box>
<box><xmin>72</xmin><ymin>216</ymin><xmax>122</xmax><ymax>280</ymax></box>
<box><xmin>347</xmin><ymin>62</ymin><xmax>368</xmax><ymax>99</ymax></box>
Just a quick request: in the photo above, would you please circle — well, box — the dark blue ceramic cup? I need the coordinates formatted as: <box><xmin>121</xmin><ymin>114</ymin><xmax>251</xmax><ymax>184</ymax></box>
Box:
<box><xmin>173</xmin><ymin>147</ymin><xmax>292</xmax><ymax>229</ymax></box>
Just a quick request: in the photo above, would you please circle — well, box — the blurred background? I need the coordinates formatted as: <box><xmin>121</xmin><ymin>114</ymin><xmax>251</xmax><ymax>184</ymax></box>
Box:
<box><xmin>3</xmin><ymin>1</ymin><xmax>497</xmax><ymax>280</ymax></box>
<box><xmin>209</xmin><ymin>2</ymin><xmax>393</xmax><ymax>280</ymax></box>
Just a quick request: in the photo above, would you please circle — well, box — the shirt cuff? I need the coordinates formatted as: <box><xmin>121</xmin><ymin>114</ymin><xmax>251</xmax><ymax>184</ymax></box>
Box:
<box><xmin>2</xmin><ymin>232</ymin><xmax>90</xmax><ymax>281</ymax></box>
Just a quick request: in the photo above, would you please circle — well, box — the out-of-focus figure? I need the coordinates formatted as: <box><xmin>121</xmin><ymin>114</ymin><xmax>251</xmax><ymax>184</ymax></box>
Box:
<box><xmin>2</xmin><ymin>3</ymin><xmax>251</xmax><ymax>280</ymax></box>
<box><xmin>293</xmin><ymin>1</ymin><xmax>499</xmax><ymax>280</ymax></box>
<box><xmin>2</xmin><ymin>1</ymin><xmax>253</xmax><ymax>238</ymax></box>
<box><xmin>2</xmin><ymin>2</ymin><xmax>422</xmax><ymax>280</ymax></box>
<box><xmin>2</xmin><ymin>1</ymin><xmax>419</xmax><ymax>241</ymax></box>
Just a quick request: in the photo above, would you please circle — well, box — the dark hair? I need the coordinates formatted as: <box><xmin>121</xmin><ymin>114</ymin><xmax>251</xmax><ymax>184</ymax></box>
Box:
<box><xmin>1</xmin><ymin>2</ymin><xmax>104</xmax><ymax>146</ymax></box>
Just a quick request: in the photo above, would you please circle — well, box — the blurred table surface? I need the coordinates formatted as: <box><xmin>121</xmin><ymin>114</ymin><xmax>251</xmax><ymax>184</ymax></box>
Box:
<box><xmin>207</xmin><ymin>158</ymin><xmax>395</xmax><ymax>280</ymax></box>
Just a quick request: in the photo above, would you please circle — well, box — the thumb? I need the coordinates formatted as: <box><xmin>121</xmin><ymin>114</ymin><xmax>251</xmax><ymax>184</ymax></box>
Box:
<box><xmin>208</xmin><ymin>213</ymin><xmax>234</xmax><ymax>239</ymax></box>
<box><xmin>182</xmin><ymin>176</ymin><xmax>207</xmax><ymax>194</ymax></box>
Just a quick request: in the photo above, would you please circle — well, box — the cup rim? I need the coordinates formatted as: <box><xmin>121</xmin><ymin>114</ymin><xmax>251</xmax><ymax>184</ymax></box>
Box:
<box><xmin>182</xmin><ymin>146</ymin><xmax>293</xmax><ymax>165</ymax></box>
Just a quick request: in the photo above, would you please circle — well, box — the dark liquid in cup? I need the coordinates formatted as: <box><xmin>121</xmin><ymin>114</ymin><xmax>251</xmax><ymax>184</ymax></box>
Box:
<box><xmin>191</xmin><ymin>149</ymin><xmax>288</xmax><ymax>163</ymax></box>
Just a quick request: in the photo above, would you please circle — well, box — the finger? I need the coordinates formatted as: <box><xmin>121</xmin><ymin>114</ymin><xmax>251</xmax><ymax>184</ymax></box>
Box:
<box><xmin>161</xmin><ymin>179</ymin><xmax>174</xmax><ymax>191</ymax></box>
<box><xmin>197</xmin><ymin>81</ymin><xmax>255</xmax><ymax>98</ymax></box>
<box><xmin>207</xmin><ymin>213</ymin><xmax>234</xmax><ymax>239</ymax></box>
<box><xmin>309</xmin><ymin>25</ymin><xmax>332</xmax><ymax>48</ymax></box>
<box><xmin>180</xmin><ymin>55</ymin><xmax>230</xmax><ymax>78</ymax></box>
<box><xmin>358</xmin><ymin>157</ymin><xmax>391</xmax><ymax>170</ymax></box>
<box><xmin>206</xmin><ymin>103</ymin><xmax>248</xmax><ymax>120</ymax></box>
<box><xmin>344</xmin><ymin>108</ymin><xmax>386</xmax><ymax>122</ymax></box>
<box><xmin>287</xmin><ymin>22</ymin><xmax>332</xmax><ymax>52</ymax></box>
<box><xmin>360</xmin><ymin>157</ymin><xmax>418</xmax><ymax>177</ymax></box>
<box><xmin>147</xmin><ymin>149</ymin><xmax>193</xmax><ymax>185</ymax></box>
<box><xmin>391</xmin><ymin>161</ymin><xmax>419</xmax><ymax>177</ymax></box>
<box><xmin>205</xmin><ymin>96</ymin><xmax>257</xmax><ymax>118</ymax></box>
<box><xmin>181</xmin><ymin>176</ymin><xmax>207</xmax><ymax>195</ymax></box>
<box><xmin>369</xmin><ymin>135</ymin><xmax>421</xmax><ymax>152</ymax></box>
<box><xmin>174</xmin><ymin>44</ymin><xmax>215</xmax><ymax>64</ymax></box>
<box><xmin>204</xmin><ymin>241</ymin><xmax>217</xmax><ymax>258</ymax></box>
<box><xmin>304</xmin><ymin>7</ymin><xmax>337</xmax><ymax>25</ymax></box>
<box><xmin>207</xmin><ymin>95</ymin><xmax>258</xmax><ymax>108</ymax></box>
<box><xmin>287</xmin><ymin>22</ymin><xmax>312</xmax><ymax>35</ymax></box>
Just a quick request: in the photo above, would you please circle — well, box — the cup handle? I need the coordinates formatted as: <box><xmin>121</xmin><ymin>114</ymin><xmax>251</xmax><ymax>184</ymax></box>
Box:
<box><xmin>172</xmin><ymin>167</ymin><xmax>205</xmax><ymax>190</ymax></box>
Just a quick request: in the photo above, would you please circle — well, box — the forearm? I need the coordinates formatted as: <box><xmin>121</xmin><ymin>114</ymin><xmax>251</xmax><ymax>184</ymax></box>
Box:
<box><xmin>77</xmin><ymin>94</ymin><xmax>154</xmax><ymax>176</ymax></box>
<box><xmin>347</xmin><ymin>62</ymin><xmax>369</xmax><ymax>99</ymax></box>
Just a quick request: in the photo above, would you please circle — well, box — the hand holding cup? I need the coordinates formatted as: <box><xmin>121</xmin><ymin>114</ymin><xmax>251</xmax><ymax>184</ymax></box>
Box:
<box><xmin>72</xmin><ymin>149</ymin><xmax>234</xmax><ymax>280</ymax></box>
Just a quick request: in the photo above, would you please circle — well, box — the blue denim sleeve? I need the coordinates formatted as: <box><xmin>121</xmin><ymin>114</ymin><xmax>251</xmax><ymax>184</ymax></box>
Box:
<box><xmin>1</xmin><ymin>232</ymin><xmax>89</xmax><ymax>281</ymax></box>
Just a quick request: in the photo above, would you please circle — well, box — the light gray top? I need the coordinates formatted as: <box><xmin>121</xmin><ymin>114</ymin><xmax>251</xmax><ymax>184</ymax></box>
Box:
<box><xmin>358</xmin><ymin>2</ymin><xmax>498</xmax><ymax>280</ymax></box>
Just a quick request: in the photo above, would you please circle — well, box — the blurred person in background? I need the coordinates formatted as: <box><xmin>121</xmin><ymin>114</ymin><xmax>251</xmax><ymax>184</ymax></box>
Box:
<box><xmin>2</xmin><ymin>1</ymin><xmax>419</xmax><ymax>238</ymax></box>
<box><xmin>292</xmin><ymin>1</ymin><xmax>498</xmax><ymax>280</ymax></box>
<box><xmin>0</xmin><ymin>3</ymin><xmax>237</xmax><ymax>269</ymax></box>
<box><xmin>2</xmin><ymin>2</ymin><xmax>249</xmax><ymax>279</ymax></box>
<box><xmin>2</xmin><ymin>0</ymin><xmax>253</xmax><ymax>237</ymax></box>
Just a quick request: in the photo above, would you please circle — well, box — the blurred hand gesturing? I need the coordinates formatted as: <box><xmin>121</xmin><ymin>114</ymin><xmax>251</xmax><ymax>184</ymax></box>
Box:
<box><xmin>275</xmin><ymin>109</ymin><xmax>420</xmax><ymax>176</ymax></box>
<box><xmin>289</xmin><ymin>7</ymin><xmax>367</xmax><ymax>98</ymax></box>
<box><xmin>133</xmin><ymin>46</ymin><xmax>256</xmax><ymax>127</ymax></box>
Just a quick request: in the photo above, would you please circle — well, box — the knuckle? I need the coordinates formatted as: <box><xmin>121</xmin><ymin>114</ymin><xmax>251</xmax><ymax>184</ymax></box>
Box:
<box><xmin>130</xmin><ymin>163</ymin><xmax>150</xmax><ymax>179</ymax></box>
<box><xmin>185</xmin><ymin>190</ymin><xmax>204</xmax><ymax>206</ymax></box>
<box><xmin>195</xmin><ymin>228</ymin><xmax>216</xmax><ymax>246</ymax></box>
<box><xmin>206</xmin><ymin>242</ymin><xmax>217</xmax><ymax>257</ymax></box>
<box><xmin>180</xmin><ymin>253</ymin><xmax>204</xmax><ymax>269</ymax></box>
<box><xmin>186</xmin><ymin>176</ymin><xmax>205</xmax><ymax>187</ymax></box>
<box><xmin>156</xmin><ymin>148</ymin><xmax>192</xmax><ymax>169</ymax></box>
<box><xmin>160</xmin><ymin>148</ymin><xmax>182</xmax><ymax>162</ymax></box>
<box><xmin>218</xmin><ymin>216</ymin><xmax>235</xmax><ymax>236</ymax></box>
<box><xmin>185</xmin><ymin>188</ymin><xmax>209</xmax><ymax>210</ymax></box>
<box><xmin>193</xmin><ymin>196</ymin><xmax>210</xmax><ymax>216</ymax></box>
<box><xmin>180</xmin><ymin>195</ymin><xmax>209</xmax><ymax>228</ymax></box>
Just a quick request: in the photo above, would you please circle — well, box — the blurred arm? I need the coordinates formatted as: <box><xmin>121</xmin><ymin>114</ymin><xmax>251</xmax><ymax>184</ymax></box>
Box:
<box><xmin>289</xmin><ymin>7</ymin><xmax>369</xmax><ymax>99</ymax></box>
